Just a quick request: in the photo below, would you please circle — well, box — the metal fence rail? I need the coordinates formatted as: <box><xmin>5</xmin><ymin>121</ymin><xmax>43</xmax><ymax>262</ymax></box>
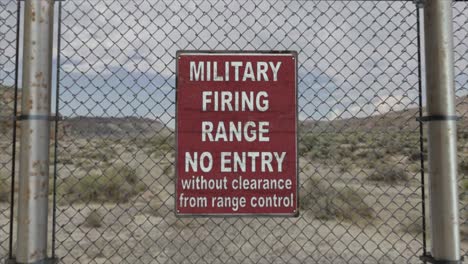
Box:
<box><xmin>0</xmin><ymin>0</ymin><xmax>466</xmax><ymax>263</ymax></box>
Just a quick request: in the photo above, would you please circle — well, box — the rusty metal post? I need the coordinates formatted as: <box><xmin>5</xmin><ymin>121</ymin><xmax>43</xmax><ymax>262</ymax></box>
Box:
<box><xmin>15</xmin><ymin>0</ymin><xmax>55</xmax><ymax>263</ymax></box>
<box><xmin>422</xmin><ymin>0</ymin><xmax>462</xmax><ymax>263</ymax></box>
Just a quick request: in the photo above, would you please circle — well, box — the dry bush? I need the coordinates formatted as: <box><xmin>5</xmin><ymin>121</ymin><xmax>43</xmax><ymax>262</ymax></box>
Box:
<box><xmin>368</xmin><ymin>164</ymin><xmax>409</xmax><ymax>183</ymax></box>
<box><xmin>61</xmin><ymin>164</ymin><xmax>145</xmax><ymax>203</ymax></box>
<box><xmin>300</xmin><ymin>178</ymin><xmax>373</xmax><ymax>223</ymax></box>
<box><xmin>0</xmin><ymin>181</ymin><xmax>10</xmax><ymax>202</ymax></box>
<box><xmin>84</xmin><ymin>209</ymin><xmax>103</xmax><ymax>228</ymax></box>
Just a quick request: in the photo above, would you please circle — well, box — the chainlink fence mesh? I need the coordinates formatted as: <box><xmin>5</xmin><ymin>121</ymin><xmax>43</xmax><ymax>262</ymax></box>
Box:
<box><xmin>454</xmin><ymin>1</ymin><xmax>468</xmax><ymax>258</ymax></box>
<box><xmin>55</xmin><ymin>1</ymin><xmax>424</xmax><ymax>263</ymax></box>
<box><xmin>0</xmin><ymin>0</ymin><xmax>17</xmax><ymax>260</ymax></box>
<box><xmin>0</xmin><ymin>0</ymin><xmax>467</xmax><ymax>263</ymax></box>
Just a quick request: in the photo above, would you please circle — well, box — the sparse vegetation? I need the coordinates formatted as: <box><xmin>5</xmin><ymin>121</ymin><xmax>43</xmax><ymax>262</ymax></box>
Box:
<box><xmin>76</xmin><ymin>147</ymin><xmax>115</xmax><ymax>164</ymax></box>
<box><xmin>0</xmin><ymin>82</ymin><xmax>466</xmax><ymax>261</ymax></box>
<box><xmin>460</xmin><ymin>159</ymin><xmax>468</xmax><ymax>173</ymax></box>
<box><xmin>407</xmin><ymin>148</ymin><xmax>422</xmax><ymax>162</ymax></box>
<box><xmin>74</xmin><ymin>159</ymin><xmax>95</xmax><ymax>170</ymax></box>
<box><xmin>463</xmin><ymin>179</ymin><xmax>468</xmax><ymax>191</ymax></box>
<box><xmin>61</xmin><ymin>164</ymin><xmax>145</xmax><ymax>203</ymax></box>
<box><xmin>139</xmin><ymin>135</ymin><xmax>175</xmax><ymax>157</ymax></box>
<box><xmin>162</xmin><ymin>164</ymin><xmax>173</xmax><ymax>176</ymax></box>
<box><xmin>0</xmin><ymin>181</ymin><xmax>10</xmax><ymax>203</ymax></box>
<box><xmin>84</xmin><ymin>209</ymin><xmax>103</xmax><ymax>228</ymax></box>
<box><xmin>299</xmin><ymin>131</ymin><xmax>424</xmax><ymax>184</ymax></box>
<box><xmin>338</xmin><ymin>158</ymin><xmax>353</xmax><ymax>172</ymax></box>
<box><xmin>299</xmin><ymin>131</ymin><xmax>419</xmax><ymax>164</ymax></box>
<box><xmin>147</xmin><ymin>198</ymin><xmax>164</xmax><ymax>217</ymax></box>
<box><xmin>400</xmin><ymin>220</ymin><xmax>423</xmax><ymax>235</ymax></box>
<box><xmin>301</xmin><ymin>178</ymin><xmax>373</xmax><ymax>223</ymax></box>
<box><xmin>407</xmin><ymin>163</ymin><xmax>421</xmax><ymax>173</ymax></box>
<box><xmin>368</xmin><ymin>164</ymin><xmax>409</xmax><ymax>183</ymax></box>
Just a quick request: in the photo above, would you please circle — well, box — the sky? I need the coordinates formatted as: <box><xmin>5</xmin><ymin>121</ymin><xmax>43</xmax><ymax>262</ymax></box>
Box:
<box><xmin>1</xmin><ymin>0</ymin><xmax>467</xmax><ymax>128</ymax></box>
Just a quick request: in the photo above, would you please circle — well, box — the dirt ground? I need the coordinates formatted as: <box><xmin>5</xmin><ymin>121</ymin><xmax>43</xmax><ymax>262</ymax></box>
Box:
<box><xmin>0</xmin><ymin>136</ymin><xmax>467</xmax><ymax>263</ymax></box>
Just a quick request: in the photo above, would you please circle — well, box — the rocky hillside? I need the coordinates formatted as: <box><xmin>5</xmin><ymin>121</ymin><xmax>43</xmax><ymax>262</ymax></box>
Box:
<box><xmin>2</xmin><ymin>85</ymin><xmax>466</xmax><ymax>138</ymax></box>
<box><xmin>301</xmin><ymin>95</ymin><xmax>467</xmax><ymax>133</ymax></box>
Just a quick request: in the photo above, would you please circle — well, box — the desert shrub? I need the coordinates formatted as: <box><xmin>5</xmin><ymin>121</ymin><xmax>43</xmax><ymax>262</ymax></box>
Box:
<box><xmin>298</xmin><ymin>134</ymin><xmax>319</xmax><ymax>156</ymax></box>
<box><xmin>84</xmin><ymin>209</ymin><xmax>103</xmax><ymax>228</ymax></box>
<box><xmin>62</xmin><ymin>164</ymin><xmax>145</xmax><ymax>203</ymax></box>
<box><xmin>338</xmin><ymin>158</ymin><xmax>354</xmax><ymax>172</ymax></box>
<box><xmin>301</xmin><ymin>178</ymin><xmax>373</xmax><ymax>223</ymax></box>
<box><xmin>368</xmin><ymin>164</ymin><xmax>409</xmax><ymax>183</ymax></box>
<box><xmin>384</xmin><ymin>144</ymin><xmax>401</xmax><ymax>155</ymax></box>
<box><xmin>143</xmin><ymin>135</ymin><xmax>175</xmax><ymax>157</ymax></box>
<box><xmin>146</xmin><ymin>197</ymin><xmax>172</xmax><ymax>217</ymax></box>
<box><xmin>147</xmin><ymin>198</ymin><xmax>163</xmax><ymax>216</ymax></box>
<box><xmin>460</xmin><ymin>159</ymin><xmax>468</xmax><ymax>173</ymax></box>
<box><xmin>307</xmin><ymin>147</ymin><xmax>330</xmax><ymax>160</ymax></box>
<box><xmin>462</xmin><ymin>179</ymin><xmax>468</xmax><ymax>190</ymax></box>
<box><xmin>298</xmin><ymin>144</ymin><xmax>309</xmax><ymax>156</ymax></box>
<box><xmin>162</xmin><ymin>164</ymin><xmax>173</xmax><ymax>176</ymax></box>
<box><xmin>74</xmin><ymin>159</ymin><xmax>95</xmax><ymax>170</ymax></box>
<box><xmin>407</xmin><ymin>148</ymin><xmax>422</xmax><ymax>162</ymax></box>
<box><xmin>407</xmin><ymin>163</ymin><xmax>421</xmax><ymax>173</ymax></box>
<box><xmin>400</xmin><ymin>219</ymin><xmax>423</xmax><ymax>234</ymax></box>
<box><xmin>0</xmin><ymin>181</ymin><xmax>10</xmax><ymax>202</ymax></box>
<box><xmin>75</xmin><ymin>144</ymin><xmax>115</xmax><ymax>164</ymax></box>
<box><xmin>57</xmin><ymin>155</ymin><xmax>74</xmax><ymax>165</ymax></box>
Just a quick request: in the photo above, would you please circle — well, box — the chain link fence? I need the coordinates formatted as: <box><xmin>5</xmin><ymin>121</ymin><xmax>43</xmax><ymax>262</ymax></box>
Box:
<box><xmin>454</xmin><ymin>1</ymin><xmax>468</xmax><ymax>257</ymax></box>
<box><xmin>0</xmin><ymin>0</ymin><xmax>467</xmax><ymax>263</ymax></box>
<box><xmin>55</xmin><ymin>1</ymin><xmax>424</xmax><ymax>263</ymax></box>
<box><xmin>0</xmin><ymin>0</ymin><xmax>18</xmax><ymax>260</ymax></box>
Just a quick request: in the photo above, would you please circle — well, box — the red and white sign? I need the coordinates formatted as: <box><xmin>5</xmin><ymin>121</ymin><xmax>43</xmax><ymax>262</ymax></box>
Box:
<box><xmin>176</xmin><ymin>51</ymin><xmax>298</xmax><ymax>216</ymax></box>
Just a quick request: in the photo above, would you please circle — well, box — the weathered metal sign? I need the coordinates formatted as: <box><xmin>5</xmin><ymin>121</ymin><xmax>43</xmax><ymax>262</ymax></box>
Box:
<box><xmin>176</xmin><ymin>51</ymin><xmax>298</xmax><ymax>216</ymax></box>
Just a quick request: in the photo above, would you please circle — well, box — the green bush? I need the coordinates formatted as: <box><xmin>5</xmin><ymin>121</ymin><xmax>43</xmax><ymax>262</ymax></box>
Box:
<box><xmin>84</xmin><ymin>209</ymin><xmax>103</xmax><ymax>228</ymax></box>
<box><xmin>62</xmin><ymin>164</ymin><xmax>145</xmax><ymax>203</ymax></box>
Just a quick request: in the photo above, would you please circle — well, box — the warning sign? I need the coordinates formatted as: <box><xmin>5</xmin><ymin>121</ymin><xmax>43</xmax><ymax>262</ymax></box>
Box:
<box><xmin>176</xmin><ymin>51</ymin><xmax>298</xmax><ymax>216</ymax></box>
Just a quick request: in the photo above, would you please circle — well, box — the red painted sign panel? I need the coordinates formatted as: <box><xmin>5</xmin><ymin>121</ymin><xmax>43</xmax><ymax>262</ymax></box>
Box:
<box><xmin>176</xmin><ymin>51</ymin><xmax>298</xmax><ymax>216</ymax></box>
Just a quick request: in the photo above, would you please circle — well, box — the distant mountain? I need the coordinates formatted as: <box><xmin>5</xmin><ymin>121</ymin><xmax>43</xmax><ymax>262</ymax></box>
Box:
<box><xmin>0</xmin><ymin>86</ymin><xmax>169</xmax><ymax>139</ymax></box>
<box><xmin>301</xmin><ymin>95</ymin><xmax>467</xmax><ymax>133</ymax></box>
<box><xmin>2</xmin><ymin>85</ymin><xmax>466</xmax><ymax>138</ymax></box>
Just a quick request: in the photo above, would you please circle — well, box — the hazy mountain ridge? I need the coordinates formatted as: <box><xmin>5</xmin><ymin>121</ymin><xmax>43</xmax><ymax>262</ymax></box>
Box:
<box><xmin>301</xmin><ymin>95</ymin><xmax>467</xmax><ymax>133</ymax></box>
<box><xmin>1</xmin><ymin>85</ymin><xmax>466</xmax><ymax>137</ymax></box>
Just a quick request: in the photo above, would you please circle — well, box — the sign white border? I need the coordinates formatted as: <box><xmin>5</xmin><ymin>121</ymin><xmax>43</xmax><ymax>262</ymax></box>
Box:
<box><xmin>175</xmin><ymin>50</ymin><xmax>299</xmax><ymax>217</ymax></box>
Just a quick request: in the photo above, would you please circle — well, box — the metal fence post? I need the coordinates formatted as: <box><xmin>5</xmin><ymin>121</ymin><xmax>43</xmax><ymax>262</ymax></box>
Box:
<box><xmin>422</xmin><ymin>0</ymin><xmax>462</xmax><ymax>262</ymax></box>
<box><xmin>15</xmin><ymin>0</ymin><xmax>55</xmax><ymax>263</ymax></box>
